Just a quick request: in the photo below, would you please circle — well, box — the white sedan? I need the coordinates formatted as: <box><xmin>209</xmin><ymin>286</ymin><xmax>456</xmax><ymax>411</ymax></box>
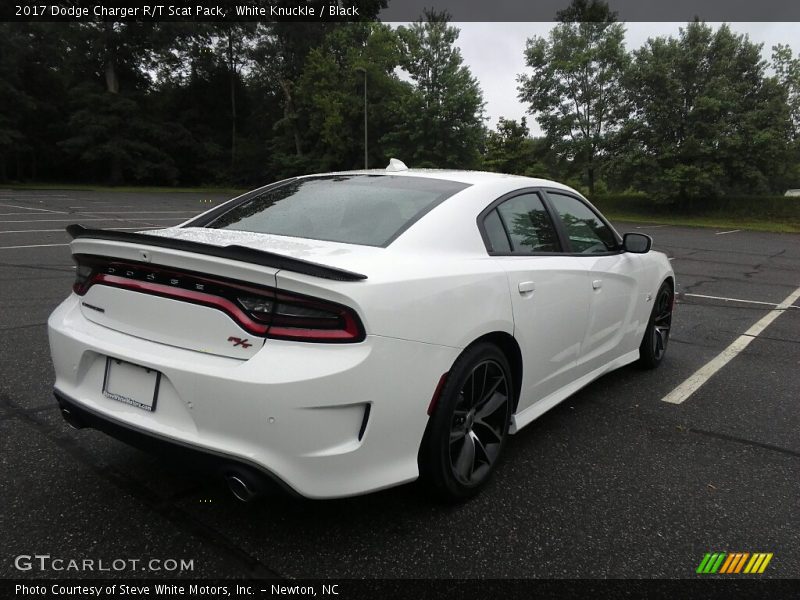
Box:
<box><xmin>48</xmin><ymin>162</ymin><xmax>674</xmax><ymax>501</ymax></box>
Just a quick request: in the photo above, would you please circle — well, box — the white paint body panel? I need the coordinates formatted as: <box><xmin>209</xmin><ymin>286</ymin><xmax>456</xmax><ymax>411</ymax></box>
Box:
<box><xmin>48</xmin><ymin>169</ymin><xmax>674</xmax><ymax>498</ymax></box>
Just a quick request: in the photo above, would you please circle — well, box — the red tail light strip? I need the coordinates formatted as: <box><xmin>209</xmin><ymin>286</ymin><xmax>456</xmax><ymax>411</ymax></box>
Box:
<box><xmin>94</xmin><ymin>274</ymin><xmax>270</xmax><ymax>336</ymax></box>
<box><xmin>73</xmin><ymin>255</ymin><xmax>366</xmax><ymax>343</ymax></box>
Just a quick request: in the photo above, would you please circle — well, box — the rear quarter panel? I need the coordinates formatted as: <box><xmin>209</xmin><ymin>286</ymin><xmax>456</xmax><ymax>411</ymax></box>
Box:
<box><xmin>274</xmin><ymin>256</ymin><xmax>515</xmax><ymax>348</ymax></box>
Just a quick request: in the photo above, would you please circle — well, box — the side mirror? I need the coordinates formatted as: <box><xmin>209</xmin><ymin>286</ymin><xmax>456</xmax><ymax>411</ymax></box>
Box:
<box><xmin>622</xmin><ymin>232</ymin><xmax>652</xmax><ymax>254</ymax></box>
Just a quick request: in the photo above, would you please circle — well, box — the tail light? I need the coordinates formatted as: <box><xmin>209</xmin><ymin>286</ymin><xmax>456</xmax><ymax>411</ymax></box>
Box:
<box><xmin>72</xmin><ymin>254</ymin><xmax>365</xmax><ymax>343</ymax></box>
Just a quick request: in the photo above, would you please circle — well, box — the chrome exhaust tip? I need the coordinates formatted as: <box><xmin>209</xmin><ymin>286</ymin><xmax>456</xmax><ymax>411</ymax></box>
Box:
<box><xmin>226</xmin><ymin>474</ymin><xmax>258</xmax><ymax>503</ymax></box>
<box><xmin>60</xmin><ymin>407</ymin><xmax>84</xmax><ymax>430</ymax></box>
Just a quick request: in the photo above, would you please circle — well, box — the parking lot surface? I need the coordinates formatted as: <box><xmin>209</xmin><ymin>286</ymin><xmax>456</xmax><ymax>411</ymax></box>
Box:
<box><xmin>0</xmin><ymin>189</ymin><xmax>798</xmax><ymax>579</ymax></box>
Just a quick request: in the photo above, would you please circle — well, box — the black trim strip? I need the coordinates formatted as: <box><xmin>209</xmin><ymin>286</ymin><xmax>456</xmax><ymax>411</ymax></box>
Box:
<box><xmin>66</xmin><ymin>224</ymin><xmax>368</xmax><ymax>282</ymax></box>
<box><xmin>358</xmin><ymin>403</ymin><xmax>371</xmax><ymax>442</ymax></box>
<box><xmin>152</xmin><ymin>371</ymin><xmax>162</xmax><ymax>412</ymax></box>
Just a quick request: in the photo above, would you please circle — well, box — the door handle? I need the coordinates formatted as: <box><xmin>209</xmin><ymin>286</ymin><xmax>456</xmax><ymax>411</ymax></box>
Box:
<box><xmin>518</xmin><ymin>281</ymin><xmax>536</xmax><ymax>294</ymax></box>
<box><xmin>592</xmin><ymin>279</ymin><xmax>603</xmax><ymax>290</ymax></box>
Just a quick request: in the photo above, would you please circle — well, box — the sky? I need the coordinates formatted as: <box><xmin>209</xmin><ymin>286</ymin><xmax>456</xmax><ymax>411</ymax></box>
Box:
<box><xmin>430</xmin><ymin>22</ymin><xmax>800</xmax><ymax>134</ymax></box>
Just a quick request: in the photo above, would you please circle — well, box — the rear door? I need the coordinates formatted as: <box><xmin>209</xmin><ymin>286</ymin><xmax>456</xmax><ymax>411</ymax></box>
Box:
<box><xmin>480</xmin><ymin>190</ymin><xmax>591</xmax><ymax>413</ymax></box>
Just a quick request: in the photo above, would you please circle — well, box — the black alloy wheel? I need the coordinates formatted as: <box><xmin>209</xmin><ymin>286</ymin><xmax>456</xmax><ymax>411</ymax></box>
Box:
<box><xmin>638</xmin><ymin>281</ymin><xmax>674</xmax><ymax>369</ymax></box>
<box><xmin>419</xmin><ymin>343</ymin><xmax>513</xmax><ymax>501</ymax></box>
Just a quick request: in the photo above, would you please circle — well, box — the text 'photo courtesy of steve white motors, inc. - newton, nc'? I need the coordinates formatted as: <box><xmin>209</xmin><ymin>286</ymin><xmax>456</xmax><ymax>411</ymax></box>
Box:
<box><xmin>14</xmin><ymin>583</ymin><xmax>336</xmax><ymax>597</ymax></box>
<box><xmin>14</xmin><ymin>3</ymin><xmax>361</xmax><ymax>18</ymax></box>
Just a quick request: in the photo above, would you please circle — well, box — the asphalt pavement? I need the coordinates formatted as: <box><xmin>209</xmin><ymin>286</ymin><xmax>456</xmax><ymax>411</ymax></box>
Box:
<box><xmin>0</xmin><ymin>189</ymin><xmax>797</xmax><ymax>580</ymax></box>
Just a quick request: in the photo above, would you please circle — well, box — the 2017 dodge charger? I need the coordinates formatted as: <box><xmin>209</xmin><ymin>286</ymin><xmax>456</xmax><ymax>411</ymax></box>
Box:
<box><xmin>48</xmin><ymin>161</ymin><xmax>674</xmax><ymax>501</ymax></box>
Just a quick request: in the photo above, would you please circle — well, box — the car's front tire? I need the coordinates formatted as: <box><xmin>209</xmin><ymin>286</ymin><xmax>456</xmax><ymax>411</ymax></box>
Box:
<box><xmin>419</xmin><ymin>343</ymin><xmax>513</xmax><ymax>502</ymax></box>
<box><xmin>638</xmin><ymin>281</ymin><xmax>674</xmax><ymax>369</ymax></box>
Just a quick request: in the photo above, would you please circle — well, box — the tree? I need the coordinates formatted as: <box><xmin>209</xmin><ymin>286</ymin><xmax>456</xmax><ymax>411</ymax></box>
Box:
<box><xmin>56</xmin><ymin>22</ymin><xmax>199</xmax><ymax>184</ymax></box>
<box><xmin>0</xmin><ymin>24</ymin><xmax>37</xmax><ymax>181</ymax></box>
<box><xmin>772</xmin><ymin>44</ymin><xmax>800</xmax><ymax>187</ymax></box>
<box><xmin>295</xmin><ymin>23</ymin><xmax>410</xmax><ymax>172</ymax></box>
<box><xmin>517</xmin><ymin>0</ymin><xmax>628</xmax><ymax>194</ymax></box>
<box><xmin>251</xmin><ymin>1</ymin><xmax>387</xmax><ymax>162</ymax></box>
<box><xmin>385</xmin><ymin>11</ymin><xmax>486</xmax><ymax>169</ymax></box>
<box><xmin>773</xmin><ymin>44</ymin><xmax>800</xmax><ymax>137</ymax></box>
<box><xmin>212</xmin><ymin>24</ymin><xmax>257</xmax><ymax>168</ymax></box>
<box><xmin>617</xmin><ymin>22</ymin><xmax>793</xmax><ymax>202</ymax></box>
<box><xmin>483</xmin><ymin>117</ymin><xmax>547</xmax><ymax>176</ymax></box>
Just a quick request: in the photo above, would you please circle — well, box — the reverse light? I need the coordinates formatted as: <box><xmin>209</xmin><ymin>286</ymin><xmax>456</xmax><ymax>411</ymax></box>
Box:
<box><xmin>237</xmin><ymin>296</ymin><xmax>274</xmax><ymax>322</ymax></box>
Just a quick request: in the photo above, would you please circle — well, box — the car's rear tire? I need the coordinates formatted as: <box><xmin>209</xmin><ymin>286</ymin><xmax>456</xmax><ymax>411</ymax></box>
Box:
<box><xmin>638</xmin><ymin>281</ymin><xmax>674</xmax><ymax>369</ymax></box>
<box><xmin>419</xmin><ymin>343</ymin><xmax>513</xmax><ymax>502</ymax></box>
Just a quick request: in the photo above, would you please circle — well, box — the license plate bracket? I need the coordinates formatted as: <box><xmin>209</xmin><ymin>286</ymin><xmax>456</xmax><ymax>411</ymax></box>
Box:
<box><xmin>102</xmin><ymin>358</ymin><xmax>161</xmax><ymax>412</ymax></box>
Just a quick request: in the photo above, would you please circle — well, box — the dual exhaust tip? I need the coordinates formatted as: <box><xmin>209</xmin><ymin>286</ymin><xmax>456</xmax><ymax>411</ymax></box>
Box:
<box><xmin>59</xmin><ymin>403</ymin><xmax>268</xmax><ymax>503</ymax></box>
<box><xmin>60</xmin><ymin>407</ymin><xmax>85</xmax><ymax>430</ymax></box>
<box><xmin>225</xmin><ymin>474</ymin><xmax>261</xmax><ymax>503</ymax></box>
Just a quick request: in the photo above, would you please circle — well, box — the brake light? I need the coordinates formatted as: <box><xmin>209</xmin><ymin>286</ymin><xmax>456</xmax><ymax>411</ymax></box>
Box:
<box><xmin>72</xmin><ymin>255</ymin><xmax>365</xmax><ymax>343</ymax></box>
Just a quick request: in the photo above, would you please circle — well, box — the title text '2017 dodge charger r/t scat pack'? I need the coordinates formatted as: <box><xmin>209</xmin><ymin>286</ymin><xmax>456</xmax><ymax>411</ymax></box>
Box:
<box><xmin>49</xmin><ymin>161</ymin><xmax>674</xmax><ymax>502</ymax></box>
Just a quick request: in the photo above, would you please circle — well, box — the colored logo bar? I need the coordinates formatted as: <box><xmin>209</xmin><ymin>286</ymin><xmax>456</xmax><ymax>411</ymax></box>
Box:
<box><xmin>697</xmin><ymin>552</ymin><xmax>773</xmax><ymax>574</ymax></box>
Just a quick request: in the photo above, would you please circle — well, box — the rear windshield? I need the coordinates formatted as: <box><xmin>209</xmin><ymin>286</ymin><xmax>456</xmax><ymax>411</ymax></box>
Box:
<box><xmin>204</xmin><ymin>175</ymin><xmax>469</xmax><ymax>247</ymax></box>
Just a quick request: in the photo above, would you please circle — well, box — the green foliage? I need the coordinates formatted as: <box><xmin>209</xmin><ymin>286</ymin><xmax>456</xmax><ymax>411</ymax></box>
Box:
<box><xmin>773</xmin><ymin>43</ymin><xmax>800</xmax><ymax>136</ymax></box>
<box><xmin>1</xmin><ymin>9</ymin><xmax>799</xmax><ymax>200</ymax></box>
<box><xmin>295</xmin><ymin>22</ymin><xmax>408</xmax><ymax>172</ymax></box>
<box><xmin>482</xmin><ymin>118</ymin><xmax>557</xmax><ymax>178</ymax></box>
<box><xmin>385</xmin><ymin>11</ymin><xmax>487</xmax><ymax>169</ymax></box>
<box><xmin>615</xmin><ymin>22</ymin><xmax>794</xmax><ymax>203</ymax></box>
<box><xmin>60</xmin><ymin>85</ymin><xmax>181</xmax><ymax>184</ymax></box>
<box><xmin>517</xmin><ymin>0</ymin><xmax>628</xmax><ymax>194</ymax></box>
<box><xmin>593</xmin><ymin>192</ymin><xmax>800</xmax><ymax>226</ymax></box>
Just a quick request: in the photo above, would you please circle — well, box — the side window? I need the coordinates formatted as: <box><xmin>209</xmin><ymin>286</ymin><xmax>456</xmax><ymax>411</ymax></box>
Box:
<box><xmin>483</xmin><ymin>209</ymin><xmax>512</xmax><ymax>253</ymax></box>
<box><xmin>547</xmin><ymin>192</ymin><xmax>618</xmax><ymax>254</ymax></box>
<box><xmin>495</xmin><ymin>193</ymin><xmax>560</xmax><ymax>253</ymax></box>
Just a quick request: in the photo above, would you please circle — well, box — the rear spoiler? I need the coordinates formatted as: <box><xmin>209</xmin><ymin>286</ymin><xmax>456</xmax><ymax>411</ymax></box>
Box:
<box><xmin>66</xmin><ymin>224</ymin><xmax>368</xmax><ymax>282</ymax></box>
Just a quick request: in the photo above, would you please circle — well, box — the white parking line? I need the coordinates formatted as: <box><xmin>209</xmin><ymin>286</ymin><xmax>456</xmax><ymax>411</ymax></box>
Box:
<box><xmin>683</xmin><ymin>292</ymin><xmax>799</xmax><ymax>309</ymax></box>
<box><xmin>715</xmin><ymin>229</ymin><xmax>741</xmax><ymax>235</ymax></box>
<box><xmin>635</xmin><ymin>225</ymin><xmax>668</xmax><ymax>229</ymax></box>
<box><xmin>0</xmin><ymin>212</ymin><xmax>70</xmax><ymax>216</ymax></box>
<box><xmin>662</xmin><ymin>285</ymin><xmax>800</xmax><ymax>404</ymax></box>
<box><xmin>0</xmin><ymin>243</ymin><xmax>69</xmax><ymax>250</ymax></box>
<box><xmin>0</xmin><ymin>194</ymin><xmax>68</xmax><ymax>198</ymax></box>
<box><xmin>0</xmin><ymin>227</ymin><xmax>162</xmax><ymax>234</ymax></box>
<box><xmin>0</xmin><ymin>203</ymin><xmax>67</xmax><ymax>213</ymax></box>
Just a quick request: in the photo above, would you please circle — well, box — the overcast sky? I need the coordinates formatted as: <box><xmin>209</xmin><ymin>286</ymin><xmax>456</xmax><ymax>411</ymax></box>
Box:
<box><xmin>403</xmin><ymin>22</ymin><xmax>800</xmax><ymax>135</ymax></box>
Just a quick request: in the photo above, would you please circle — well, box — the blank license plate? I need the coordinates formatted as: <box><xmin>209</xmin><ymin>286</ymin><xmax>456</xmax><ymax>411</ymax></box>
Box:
<box><xmin>102</xmin><ymin>358</ymin><xmax>161</xmax><ymax>412</ymax></box>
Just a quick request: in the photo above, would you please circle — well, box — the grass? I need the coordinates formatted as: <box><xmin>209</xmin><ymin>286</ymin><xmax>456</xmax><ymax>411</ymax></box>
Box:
<box><xmin>604</xmin><ymin>210</ymin><xmax>800</xmax><ymax>234</ymax></box>
<box><xmin>1</xmin><ymin>182</ymin><xmax>247</xmax><ymax>194</ymax></box>
<box><xmin>593</xmin><ymin>194</ymin><xmax>800</xmax><ymax>234</ymax></box>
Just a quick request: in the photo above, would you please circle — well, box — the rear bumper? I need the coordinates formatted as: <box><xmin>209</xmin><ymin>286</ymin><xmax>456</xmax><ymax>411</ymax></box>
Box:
<box><xmin>48</xmin><ymin>295</ymin><xmax>461</xmax><ymax>498</ymax></box>
<box><xmin>54</xmin><ymin>389</ymin><xmax>296</xmax><ymax>497</ymax></box>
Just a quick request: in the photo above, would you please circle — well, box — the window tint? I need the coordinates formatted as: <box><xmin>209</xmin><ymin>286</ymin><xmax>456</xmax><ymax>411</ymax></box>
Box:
<box><xmin>483</xmin><ymin>209</ymin><xmax>511</xmax><ymax>252</ymax></box>
<box><xmin>205</xmin><ymin>175</ymin><xmax>469</xmax><ymax>247</ymax></box>
<box><xmin>495</xmin><ymin>193</ymin><xmax>560</xmax><ymax>253</ymax></box>
<box><xmin>547</xmin><ymin>192</ymin><xmax>617</xmax><ymax>254</ymax></box>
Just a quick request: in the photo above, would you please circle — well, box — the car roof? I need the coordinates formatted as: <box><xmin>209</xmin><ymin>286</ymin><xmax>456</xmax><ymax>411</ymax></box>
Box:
<box><xmin>299</xmin><ymin>168</ymin><xmax>579</xmax><ymax>192</ymax></box>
